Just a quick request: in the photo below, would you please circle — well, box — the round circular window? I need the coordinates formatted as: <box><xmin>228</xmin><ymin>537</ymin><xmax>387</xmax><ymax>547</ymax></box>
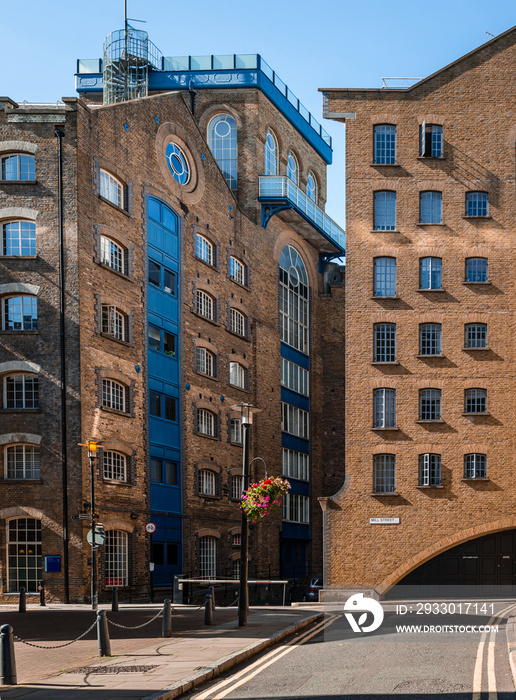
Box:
<box><xmin>165</xmin><ymin>143</ymin><xmax>190</xmax><ymax>185</ymax></box>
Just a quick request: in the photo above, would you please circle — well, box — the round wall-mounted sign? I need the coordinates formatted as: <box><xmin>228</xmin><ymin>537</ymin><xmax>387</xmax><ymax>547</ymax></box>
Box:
<box><xmin>145</xmin><ymin>522</ymin><xmax>157</xmax><ymax>534</ymax></box>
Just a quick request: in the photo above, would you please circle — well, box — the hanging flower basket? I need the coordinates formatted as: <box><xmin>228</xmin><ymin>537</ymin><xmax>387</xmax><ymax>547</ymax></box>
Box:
<box><xmin>241</xmin><ymin>477</ymin><xmax>291</xmax><ymax>524</ymax></box>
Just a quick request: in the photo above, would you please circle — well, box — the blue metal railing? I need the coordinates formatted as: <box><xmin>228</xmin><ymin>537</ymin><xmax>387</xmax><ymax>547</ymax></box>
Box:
<box><xmin>259</xmin><ymin>176</ymin><xmax>345</xmax><ymax>250</ymax></box>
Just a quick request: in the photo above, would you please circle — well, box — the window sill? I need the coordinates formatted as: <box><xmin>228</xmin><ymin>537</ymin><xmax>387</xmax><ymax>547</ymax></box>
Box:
<box><xmin>1</xmin><ymin>478</ymin><xmax>42</xmax><ymax>484</ymax></box>
<box><xmin>228</xmin><ymin>383</ymin><xmax>250</xmax><ymax>393</ymax></box>
<box><xmin>462</xmin><ymin>412</ymin><xmax>490</xmax><ymax>416</ymax></box>
<box><xmin>462</xmin><ymin>347</ymin><xmax>490</xmax><ymax>351</ymax></box>
<box><xmin>371</xmin><ymin>426</ymin><xmax>399</xmax><ymax>431</ymax></box>
<box><xmin>101</xmin><ymin>406</ymin><xmax>132</xmax><ymax>418</ymax></box>
<box><xmin>192</xmin><ymin>311</ymin><xmax>221</xmax><ymax>328</ymax></box>
<box><xmin>0</xmin><ymin>255</ymin><xmax>38</xmax><ymax>260</ymax></box>
<box><xmin>415</xmin><ymin>420</ymin><xmax>444</xmax><ymax>424</ymax></box>
<box><xmin>100</xmin><ymin>332</ymin><xmax>132</xmax><ymax>347</ymax></box>
<box><xmin>0</xmin><ymin>330</ymin><xmax>38</xmax><ymax>335</ymax></box>
<box><xmin>196</xmin><ymin>432</ymin><xmax>220</xmax><ymax>441</ymax></box>
<box><xmin>102</xmin><ymin>479</ymin><xmax>132</xmax><ymax>487</ymax></box>
<box><xmin>463</xmin><ymin>280</ymin><xmax>491</xmax><ymax>286</ymax></box>
<box><xmin>371</xmin><ymin>295</ymin><xmax>400</xmax><ymax>300</ymax></box>
<box><xmin>417</xmin><ymin>156</ymin><xmax>445</xmax><ymax>161</ymax></box>
<box><xmin>371</xmin><ymin>491</ymin><xmax>399</xmax><ymax>496</ymax></box>
<box><xmin>226</xmin><ymin>328</ymin><xmax>251</xmax><ymax>342</ymax></box>
<box><xmin>228</xmin><ymin>277</ymin><xmax>250</xmax><ymax>292</ymax></box>
<box><xmin>463</xmin><ymin>216</ymin><xmax>491</xmax><ymax>220</ymax></box>
<box><xmin>462</xmin><ymin>477</ymin><xmax>489</xmax><ymax>482</ymax></box>
<box><xmin>371</xmin><ymin>361</ymin><xmax>399</xmax><ymax>366</ymax></box>
<box><xmin>417</xmin><ymin>288</ymin><xmax>445</xmax><ymax>293</ymax></box>
<box><xmin>0</xmin><ymin>179</ymin><xmax>38</xmax><ymax>185</ymax></box>
<box><xmin>195</xmin><ymin>370</ymin><xmax>220</xmax><ymax>382</ymax></box>
<box><xmin>372</xmin><ymin>229</ymin><xmax>401</xmax><ymax>234</ymax></box>
<box><xmin>99</xmin><ymin>262</ymin><xmax>132</xmax><ymax>282</ymax></box>
<box><xmin>417</xmin><ymin>485</ymin><xmax>443</xmax><ymax>489</ymax></box>
<box><xmin>370</xmin><ymin>162</ymin><xmax>400</xmax><ymax>167</ymax></box>
<box><xmin>99</xmin><ymin>195</ymin><xmax>131</xmax><ymax>217</ymax></box>
<box><xmin>195</xmin><ymin>255</ymin><xmax>220</xmax><ymax>273</ymax></box>
<box><xmin>229</xmin><ymin>440</ymin><xmax>243</xmax><ymax>447</ymax></box>
<box><xmin>0</xmin><ymin>408</ymin><xmax>41</xmax><ymax>413</ymax></box>
<box><xmin>416</xmin><ymin>354</ymin><xmax>444</xmax><ymax>359</ymax></box>
<box><xmin>197</xmin><ymin>493</ymin><xmax>222</xmax><ymax>500</ymax></box>
<box><xmin>417</xmin><ymin>222</ymin><xmax>445</xmax><ymax>226</ymax></box>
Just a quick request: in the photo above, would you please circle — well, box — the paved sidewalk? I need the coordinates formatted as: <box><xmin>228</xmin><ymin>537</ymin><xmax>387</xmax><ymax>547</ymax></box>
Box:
<box><xmin>0</xmin><ymin>604</ymin><xmax>323</xmax><ymax>699</ymax></box>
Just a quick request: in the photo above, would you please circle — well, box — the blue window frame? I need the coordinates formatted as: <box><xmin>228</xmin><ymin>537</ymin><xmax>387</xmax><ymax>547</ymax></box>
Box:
<box><xmin>466</xmin><ymin>192</ymin><xmax>488</xmax><ymax>217</ymax></box>
<box><xmin>420</xmin><ymin>257</ymin><xmax>442</xmax><ymax>290</ymax></box>
<box><xmin>165</xmin><ymin>143</ymin><xmax>190</xmax><ymax>185</ymax></box>
<box><xmin>151</xmin><ymin>457</ymin><xmax>178</xmax><ymax>485</ymax></box>
<box><xmin>373</xmin><ymin>257</ymin><xmax>396</xmax><ymax>297</ymax></box>
<box><xmin>420</xmin><ymin>124</ymin><xmax>443</xmax><ymax>158</ymax></box>
<box><xmin>148</xmin><ymin>325</ymin><xmax>176</xmax><ymax>357</ymax></box>
<box><xmin>286</xmin><ymin>152</ymin><xmax>299</xmax><ymax>185</ymax></box>
<box><xmin>264</xmin><ymin>129</ymin><xmax>278</xmax><ymax>176</ymax></box>
<box><xmin>465</xmin><ymin>257</ymin><xmax>488</xmax><ymax>283</ymax></box>
<box><xmin>374</xmin><ymin>125</ymin><xmax>396</xmax><ymax>164</ymax></box>
<box><xmin>148</xmin><ymin>260</ymin><xmax>176</xmax><ymax>295</ymax></box>
<box><xmin>149</xmin><ymin>391</ymin><xmax>177</xmax><ymax>421</ymax></box>
<box><xmin>420</xmin><ymin>191</ymin><xmax>442</xmax><ymax>224</ymax></box>
<box><xmin>1</xmin><ymin>221</ymin><xmax>36</xmax><ymax>256</ymax></box>
<box><xmin>374</xmin><ymin>191</ymin><xmax>396</xmax><ymax>231</ymax></box>
<box><xmin>306</xmin><ymin>171</ymin><xmax>317</xmax><ymax>203</ymax></box>
<box><xmin>1</xmin><ymin>154</ymin><xmax>35</xmax><ymax>181</ymax></box>
<box><xmin>207</xmin><ymin>114</ymin><xmax>237</xmax><ymax>189</ymax></box>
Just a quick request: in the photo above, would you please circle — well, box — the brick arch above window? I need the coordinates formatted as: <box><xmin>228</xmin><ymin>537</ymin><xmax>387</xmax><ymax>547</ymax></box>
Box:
<box><xmin>0</xmin><ymin>283</ymin><xmax>39</xmax><ymax>296</ymax></box>
<box><xmin>227</xmin><ymin>300</ymin><xmax>250</xmax><ymax>317</ymax></box>
<box><xmin>0</xmin><ymin>141</ymin><xmax>38</xmax><ymax>155</ymax></box>
<box><xmin>0</xmin><ymin>360</ymin><xmax>40</xmax><ymax>375</ymax></box>
<box><xmin>198</xmin><ymin>104</ymin><xmax>243</xmax><ymax>132</ymax></box>
<box><xmin>227</xmin><ymin>353</ymin><xmax>249</xmax><ymax>369</ymax></box>
<box><xmin>93</xmin><ymin>157</ymin><xmax>133</xmax><ymax>216</ymax></box>
<box><xmin>0</xmin><ymin>207</ymin><xmax>38</xmax><ymax>221</ymax></box>
<box><xmin>195</xmin><ymin>399</ymin><xmax>219</xmax><ymax>413</ymax></box>
<box><xmin>195</xmin><ymin>528</ymin><xmax>221</xmax><ymax>539</ymax></box>
<box><xmin>195</xmin><ymin>461</ymin><xmax>221</xmax><ymax>474</ymax></box>
<box><xmin>0</xmin><ymin>433</ymin><xmax>41</xmax><ymax>446</ymax></box>
<box><xmin>371</xmin><ymin>116</ymin><xmax>399</xmax><ymax>125</ymax></box>
<box><xmin>99</xmin><ymin>439</ymin><xmax>132</xmax><ymax>455</ymax></box>
<box><xmin>96</xmin><ymin>367</ymin><xmax>132</xmax><ymax>385</ymax></box>
<box><xmin>228</xmin><ymin>526</ymin><xmax>241</xmax><ymax>536</ymax></box>
<box><xmin>194</xmin><ymin>338</ymin><xmax>218</xmax><ymax>354</ymax></box>
<box><xmin>102</xmin><ymin>519</ymin><xmax>136</xmax><ymax>534</ymax></box>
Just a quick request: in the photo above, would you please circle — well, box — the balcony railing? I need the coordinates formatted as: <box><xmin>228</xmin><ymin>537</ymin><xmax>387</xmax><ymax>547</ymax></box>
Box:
<box><xmin>259</xmin><ymin>176</ymin><xmax>345</xmax><ymax>252</ymax></box>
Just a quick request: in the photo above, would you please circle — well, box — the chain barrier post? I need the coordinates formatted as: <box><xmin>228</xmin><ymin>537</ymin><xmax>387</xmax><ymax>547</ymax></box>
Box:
<box><xmin>38</xmin><ymin>581</ymin><xmax>46</xmax><ymax>607</ymax></box>
<box><xmin>162</xmin><ymin>598</ymin><xmax>172</xmax><ymax>637</ymax></box>
<box><xmin>209</xmin><ymin>585</ymin><xmax>215</xmax><ymax>613</ymax></box>
<box><xmin>0</xmin><ymin>625</ymin><xmax>17</xmax><ymax>686</ymax></box>
<box><xmin>204</xmin><ymin>593</ymin><xmax>213</xmax><ymax>626</ymax></box>
<box><xmin>97</xmin><ymin>610</ymin><xmax>111</xmax><ymax>657</ymax></box>
<box><xmin>111</xmin><ymin>587</ymin><xmax>118</xmax><ymax>612</ymax></box>
<box><xmin>18</xmin><ymin>588</ymin><xmax>26</xmax><ymax>614</ymax></box>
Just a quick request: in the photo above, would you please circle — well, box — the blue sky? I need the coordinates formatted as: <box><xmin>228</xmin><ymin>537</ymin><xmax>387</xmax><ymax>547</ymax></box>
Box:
<box><xmin>3</xmin><ymin>1</ymin><xmax>515</xmax><ymax>224</ymax></box>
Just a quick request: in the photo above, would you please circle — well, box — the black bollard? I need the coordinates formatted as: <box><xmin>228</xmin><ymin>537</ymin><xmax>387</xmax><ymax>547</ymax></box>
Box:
<box><xmin>38</xmin><ymin>581</ymin><xmax>46</xmax><ymax>607</ymax></box>
<box><xmin>97</xmin><ymin>610</ymin><xmax>111</xmax><ymax>657</ymax></box>
<box><xmin>204</xmin><ymin>594</ymin><xmax>213</xmax><ymax>625</ymax></box>
<box><xmin>18</xmin><ymin>588</ymin><xmax>26</xmax><ymax>613</ymax></box>
<box><xmin>209</xmin><ymin>585</ymin><xmax>215</xmax><ymax>613</ymax></box>
<box><xmin>0</xmin><ymin>624</ymin><xmax>17</xmax><ymax>685</ymax></box>
<box><xmin>162</xmin><ymin>598</ymin><xmax>172</xmax><ymax>638</ymax></box>
<box><xmin>111</xmin><ymin>587</ymin><xmax>118</xmax><ymax>612</ymax></box>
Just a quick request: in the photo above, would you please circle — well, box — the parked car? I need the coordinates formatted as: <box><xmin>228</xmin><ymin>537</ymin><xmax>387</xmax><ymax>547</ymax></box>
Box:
<box><xmin>288</xmin><ymin>575</ymin><xmax>323</xmax><ymax>602</ymax></box>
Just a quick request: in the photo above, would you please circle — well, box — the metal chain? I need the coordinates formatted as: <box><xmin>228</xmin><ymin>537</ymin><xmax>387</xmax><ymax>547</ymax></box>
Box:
<box><xmin>14</xmin><ymin>618</ymin><xmax>98</xmax><ymax>649</ymax></box>
<box><xmin>106</xmin><ymin>608</ymin><xmax>163</xmax><ymax>630</ymax></box>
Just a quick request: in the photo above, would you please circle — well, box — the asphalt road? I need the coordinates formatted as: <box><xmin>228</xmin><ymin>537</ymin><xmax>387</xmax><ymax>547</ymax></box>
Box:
<box><xmin>189</xmin><ymin>603</ymin><xmax>516</xmax><ymax>700</ymax></box>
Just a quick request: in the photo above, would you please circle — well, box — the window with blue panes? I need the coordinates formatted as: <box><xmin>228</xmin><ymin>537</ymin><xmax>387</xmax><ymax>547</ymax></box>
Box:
<box><xmin>207</xmin><ymin>114</ymin><xmax>237</xmax><ymax>189</ymax></box>
<box><xmin>165</xmin><ymin>143</ymin><xmax>190</xmax><ymax>185</ymax></box>
<box><xmin>149</xmin><ymin>391</ymin><xmax>177</xmax><ymax>421</ymax></box>
<box><xmin>148</xmin><ymin>260</ymin><xmax>176</xmax><ymax>295</ymax></box>
<box><xmin>465</xmin><ymin>258</ymin><xmax>488</xmax><ymax>283</ymax></box>
<box><xmin>148</xmin><ymin>325</ymin><xmax>176</xmax><ymax>357</ymax></box>
<box><xmin>420</xmin><ymin>191</ymin><xmax>442</xmax><ymax>224</ymax></box>
<box><xmin>374</xmin><ymin>125</ymin><xmax>396</xmax><ymax>164</ymax></box>
<box><xmin>420</xmin><ymin>257</ymin><xmax>442</xmax><ymax>290</ymax></box>
<box><xmin>420</xmin><ymin>124</ymin><xmax>443</xmax><ymax>157</ymax></box>
<box><xmin>2</xmin><ymin>221</ymin><xmax>36</xmax><ymax>256</ymax></box>
<box><xmin>306</xmin><ymin>171</ymin><xmax>317</xmax><ymax>203</ymax></box>
<box><xmin>151</xmin><ymin>457</ymin><xmax>178</xmax><ymax>485</ymax></box>
<box><xmin>374</xmin><ymin>191</ymin><xmax>396</xmax><ymax>230</ymax></box>
<box><xmin>264</xmin><ymin>129</ymin><xmax>278</xmax><ymax>176</ymax></box>
<box><xmin>1</xmin><ymin>154</ymin><xmax>35</xmax><ymax>181</ymax></box>
<box><xmin>466</xmin><ymin>192</ymin><xmax>488</xmax><ymax>217</ymax></box>
<box><xmin>373</xmin><ymin>257</ymin><xmax>396</xmax><ymax>296</ymax></box>
<box><xmin>286</xmin><ymin>152</ymin><xmax>299</xmax><ymax>185</ymax></box>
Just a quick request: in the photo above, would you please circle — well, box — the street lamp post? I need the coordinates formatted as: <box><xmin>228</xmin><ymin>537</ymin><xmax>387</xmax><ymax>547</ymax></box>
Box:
<box><xmin>79</xmin><ymin>439</ymin><xmax>101</xmax><ymax>611</ymax></box>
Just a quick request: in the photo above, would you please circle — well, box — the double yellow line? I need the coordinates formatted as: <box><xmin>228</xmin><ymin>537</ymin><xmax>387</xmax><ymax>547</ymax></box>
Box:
<box><xmin>472</xmin><ymin>601</ymin><xmax>516</xmax><ymax>700</ymax></box>
<box><xmin>193</xmin><ymin>614</ymin><xmax>340</xmax><ymax>700</ymax></box>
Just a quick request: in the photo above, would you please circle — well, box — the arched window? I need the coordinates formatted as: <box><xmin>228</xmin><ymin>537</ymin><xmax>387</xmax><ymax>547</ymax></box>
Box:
<box><xmin>207</xmin><ymin>114</ymin><xmax>237</xmax><ymax>189</ymax></box>
<box><xmin>196</xmin><ymin>290</ymin><xmax>215</xmax><ymax>320</ymax></box>
<box><xmin>465</xmin><ymin>323</ymin><xmax>487</xmax><ymax>349</ymax></box>
<box><xmin>230</xmin><ymin>475</ymin><xmax>242</xmax><ymax>499</ymax></box>
<box><xmin>286</xmin><ymin>151</ymin><xmax>299</xmax><ymax>185</ymax></box>
<box><xmin>279</xmin><ymin>246</ymin><xmax>309</xmax><ymax>353</ymax></box>
<box><xmin>198</xmin><ymin>408</ymin><xmax>216</xmax><ymax>437</ymax></box>
<box><xmin>1</xmin><ymin>220</ymin><xmax>36</xmax><ymax>256</ymax></box>
<box><xmin>103</xmin><ymin>450</ymin><xmax>127</xmax><ymax>481</ymax></box>
<box><xmin>5</xmin><ymin>444</ymin><xmax>40</xmax><ymax>479</ymax></box>
<box><xmin>2</xmin><ymin>295</ymin><xmax>37</xmax><ymax>331</ymax></box>
<box><xmin>7</xmin><ymin>518</ymin><xmax>42</xmax><ymax>592</ymax></box>
<box><xmin>100</xmin><ymin>170</ymin><xmax>124</xmax><ymax>208</ymax></box>
<box><xmin>196</xmin><ymin>347</ymin><xmax>215</xmax><ymax>377</ymax></box>
<box><xmin>373</xmin><ymin>257</ymin><xmax>396</xmax><ymax>297</ymax></box>
<box><xmin>102</xmin><ymin>379</ymin><xmax>126</xmax><ymax>412</ymax></box>
<box><xmin>229</xmin><ymin>362</ymin><xmax>245</xmax><ymax>388</ymax></box>
<box><xmin>1</xmin><ymin>153</ymin><xmax>35</xmax><ymax>181</ymax></box>
<box><xmin>229</xmin><ymin>308</ymin><xmax>246</xmax><ymax>336</ymax></box>
<box><xmin>373</xmin><ymin>388</ymin><xmax>396</xmax><ymax>429</ymax></box>
<box><xmin>3</xmin><ymin>373</ymin><xmax>39</xmax><ymax>409</ymax></box>
<box><xmin>264</xmin><ymin>129</ymin><xmax>278</xmax><ymax>176</ymax></box>
<box><xmin>306</xmin><ymin>171</ymin><xmax>318</xmax><ymax>203</ymax></box>
<box><xmin>104</xmin><ymin>530</ymin><xmax>128</xmax><ymax>587</ymax></box>
<box><xmin>101</xmin><ymin>305</ymin><xmax>127</xmax><ymax>341</ymax></box>
<box><xmin>199</xmin><ymin>535</ymin><xmax>217</xmax><ymax>578</ymax></box>
<box><xmin>196</xmin><ymin>234</ymin><xmax>213</xmax><ymax>265</ymax></box>
<box><xmin>199</xmin><ymin>469</ymin><xmax>216</xmax><ymax>495</ymax></box>
<box><xmin>373</xmin><ymin>454</ymin><xmax>396</xmax><ymax>493</ymax></box>
<box><xmin>374</xmin><ymin>125</ymin><xmax>396</xmax><ymax>164</ymax></box>
<box><xmin>100</xmin><ymin>236</ymin><xmax>125</xmax><ymax>274</ymax></box>
<box><xmin>419</xmin><ymin>389</ymin><xmax>441</xmax><ymax>421</ymax></box>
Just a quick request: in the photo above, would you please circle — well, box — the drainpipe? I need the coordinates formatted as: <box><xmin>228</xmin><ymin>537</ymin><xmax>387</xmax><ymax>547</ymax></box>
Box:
<box><xmin>55</xmin><ymin>129</ymin><xmax>70</xmax><ymax>604</ymax></box>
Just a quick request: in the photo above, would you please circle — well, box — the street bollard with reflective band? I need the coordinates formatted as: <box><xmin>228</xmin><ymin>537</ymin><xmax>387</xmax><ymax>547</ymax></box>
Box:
<box><xmin>38</xmin><ymin>581</ymin><xmax>46</xmax><ymax>607</ymax></box>
<box><xmin>111</xmin><ymin>587</ymin><xmax>118</xmax><ymax>612</ymax></box>
<box><xmin>18</xmin><ymin>588</ymin><xmax>26</xmax><ymax>613</ymax></box>
<box><xmin>204</xmin><ymin>594</ymin><xmax>213</xmax><ymax>625</ymax></box>
<box><xmin>0</xmin><ymin>624</ymin><xmax>17</xmax><ymax>686</ymax></box>
<box><xmin>97</xmin><ymin>610</ymin><xmax>111</xmax><ymax>657</ymax></box>
<box><xmin>162</xmin><ymin>598</ymin><xmax>172</xmax><ymax>637</ymax></box>
<box><xmin>209</xmin><ymin>585</ymin><xmax>215</xmax><ymax>613</ymax></box>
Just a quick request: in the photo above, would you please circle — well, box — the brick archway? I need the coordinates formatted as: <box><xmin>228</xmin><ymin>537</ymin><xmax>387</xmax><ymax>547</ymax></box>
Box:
<box><xmin>379</xmin><ymin>516</ymin><xmax>516</xmax><ymax>591</ymax></box>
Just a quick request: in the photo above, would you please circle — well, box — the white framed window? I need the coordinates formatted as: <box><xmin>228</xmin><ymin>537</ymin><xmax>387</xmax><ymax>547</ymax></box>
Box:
<box><xmin>102</xmin><ymin>379</ymin><xmax>126</xmax><ymax>412</ymax></box>
<box><xmin>286</xmin><ymin>151</ymin><xmax>299</xmax><ymax>185</ymax></box>
<box><xmin>420</xmin><ymin>257</ymin><xmax>442</xmax><ymax>290</ymax></box>
<box><xmin>199</xmin><ymin>536</ymin><xmax>217</xmax><ymax>578</ymax></box>
<box><xmin>465</xmin><ymin>258</ymin><xmax>488</xmax><ymax>283</ymax></box>
<box><xmin>7</xmin><ymin>518</ymin><xmax>42</xmax><ymax>592</ymax></box>
<box><xmin>464</xmin><ymin>453</ymin><xmax>487</xmax><ymax>479</ymax></box>
<box><xmin>374</xmin><ymin>125</ymin><xmax>396</xmax><ymax>164</ymax></box>
<box><xmin>229</xmin><ymin>308</ymin><xmax>245</xmax><ymax>336</ymax></box>
<box><xmin>373</xmin><ymin>388</ymin><xmax>396</xmax><ymax>429</ymax></box>
<box><xmin>100</xmin><ymin>170</ymin><xmax>124</xmax><ymax>208</ymax></box>
<box><xmin>282</xmin><ymin>448</ymin><xmax>309</xmax><ymax>481</ymax></box>
<box><xmin>281</xmin><ymin>403</ymin><xmax>309</xmax><ymax>439</ymax></box>
<box><xmin>102</xmin><ymin>305</ymin><xmax>126</xmax><ymax>341</ymax></box>
<box><xmin>419</xmin><ymin>453</ymin><xmax>441</xmax><ymax>487</ymax></box>
<box><xmin>420</xmin><ymin>191</ymin><xmax>442</xmax><ymax>224</ymax></box>
<box><xmin>5</xmin><ymin>444</ymin><xmax>40</xmax><ymax>480</ymax></box>
<box><xmin>2</xmin><ymin>221</ymin><xmax>36</xmax><ymax>256</ymax></box>
<box><xmin>282</xmin><ymin>493</ymin><xmax>309</xmax><ymax>523</ymax></box>
<box><xmin>4</xmin><ymin>374</ymin><xmax>39</xmax><ymax>409</ymax></box>
<box><xmin>103</xmin><ymin>451</ymin><xmax>127</xmax><ymax>481</ymax></box>
<box><xmin>464</xmin><ymin>388</ymin><xmax>487</xmax><ymax>414</ymax></box>
<box><xmin>2</xmin><ymin>295</ymin><xmax>37</xmax><ymax>331</ymax></box>
<box><xmin>279</xmin><ymin>246</ymin><xmax>309</xmax><ymax>353</ymax></box>
<box><xmin>374</xmin><ymin>323</ymin><xmax>396</xmax><ymax>363</ymax></box>
<box><xmin>198</xmin><ymin>408</ymin><xmax>216</xmax><ymax>437</ymax></box>
<box><xmin>280</xmin><ymin>358</ymin><xmax>309</xmax><ymax>396</ymax></box>
<box><xmin>231</xmin><ymin>532</ymin><xmax>241</xmax><ymax>546</ymax></box>
<box><xmin>373</xmin><ymin>257</ymin><xmax>396</xmax><ymax>297</ymax></box>
<box><xmin>306</xmin><ymin>171</ymin><xmax>318</xmax><ymax>203</ymax></box>
<box><xmin>232</xmin><ymin>558</ymin><xmax>241</xmax><ymax>580</ymax></box>
<box><xmin>230</xmin><ymin>476</ymin><xmax>242</xmax><ymax>500</ymax></box>
<box><xmin>374</xmin><ymin>191</ymin><xmax>396</xmax><ymax>230</ymax></box>
<box><xmin>196</xmin><ymin>234</ymin><xmax>214</xmax><ymax>265</ymax></box>
<box><xmin>466</xmin><ymin>192</ymin><xmax>488</xmax><ymax>217</ymax></box>
<box><xmin>419</xmin><ymin>323</ymin><xmax>442</xmax><ymax>356</ymax></box>
<box><xmin>196</xmin><ymin>290</ymin><xmax>214</xmax><ymax>320</ymax></box>
<box><xmin>420</xmin><ymin>124</ymin><xmax>443</xmax><ymax>158</ymax></box>
<box><xmin>229</xmin><ymin>361</ymin><xmax>245</xmax><ymax>388</ymax></box>
<box><xmin>419</xmin><ymin>389</ymin><xmax>441</xmax><ymax>421</ymax></box>
<box><xmin>229</xmin><ymin>257</ymin><xmax>245</xmax><ymax>285</ymax></box>
<box><xmin>196</xmin><ymin>347</ymin><xmax>215</xmax><ymax>377</ymax></box>
<box><xmin>264</xmin><ymin>129</ymin><xmax>278</xmax><ymax>176</ymax></box>
<box><xmin>465</xmin><ymin>323</ymin><xmax>487</xmax><ymax>349</ymax></box>
<box><xmin>207</xmin><ymin>114</ymin><xmax>238</xmax><ymax>189</ymax></box>
<box><xmin>104</xmin><ymin>530</ymin><xmax>128</xmax><ymax>587</ymax></box>
<box><xmin>1</xmin><ymin>154</ymin><xmax>35</xmax><ymax>181</ymax></box>
<box><xmin>100</xmin><ymin>236</ymin><xmax>125</xmax><ymax>274</ymax></box>
<box><xmin>229</xmin><ymin>418</ymin><xmax>242</xmax><ymax>444</ymax></box>
<box><xmin>199</xmin><ymin>469</ymin><xmax>216</xmax><ymax>495</ymax></box>
<box><xmin>373</xmin><ymin>454</ymin><xmax>396</xmax><ymax>493</ymax></box>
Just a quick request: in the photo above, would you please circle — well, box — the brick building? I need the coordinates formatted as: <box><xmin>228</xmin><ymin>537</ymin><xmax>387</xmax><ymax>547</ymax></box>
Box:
<box><xmin>0</xmin><ymin>26</ymin><xmax>344</xmax><ymax>602</ymax></box>
<box><xmin>321</xmin><ymin>27</ymin><xmax>516</xmax><ymax>594</ymax></box>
